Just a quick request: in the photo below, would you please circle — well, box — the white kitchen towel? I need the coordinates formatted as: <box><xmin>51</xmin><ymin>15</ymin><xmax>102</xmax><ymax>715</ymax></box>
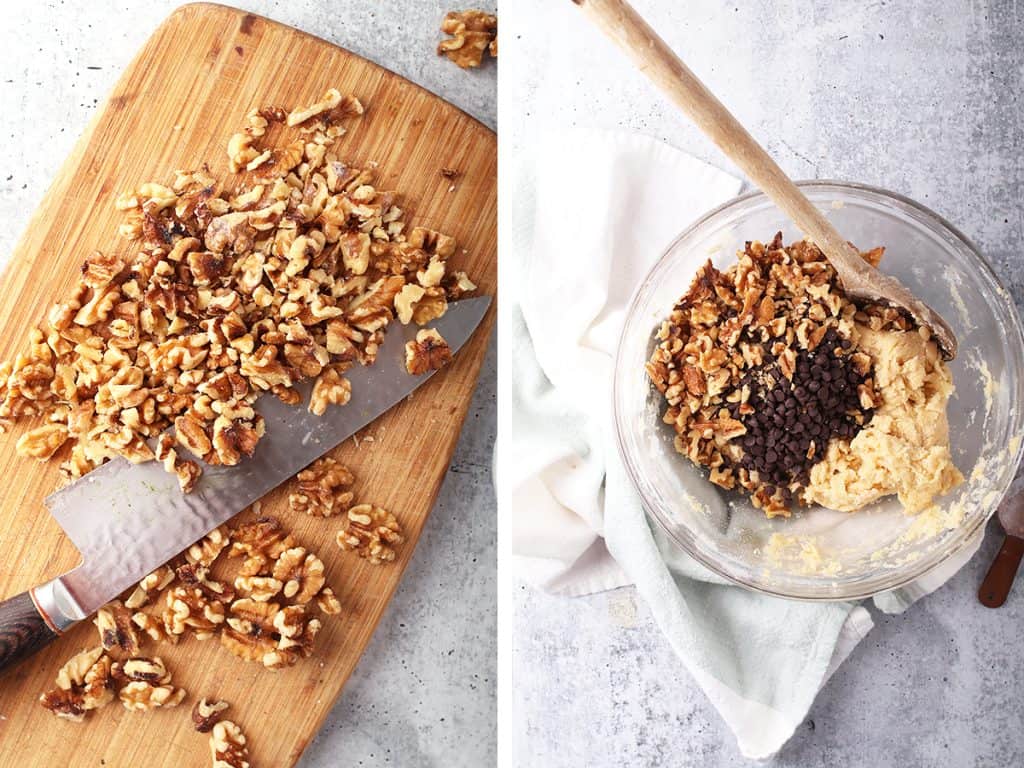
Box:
<box><xmin>497</xmin><ymin>129</ymin><xmax>982</xmax><ymax>759</ymax></box>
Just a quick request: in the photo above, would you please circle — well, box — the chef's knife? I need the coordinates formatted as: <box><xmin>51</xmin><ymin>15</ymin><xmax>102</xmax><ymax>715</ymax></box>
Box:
<box><xmin>0</xmin><ymin>296</ymin><xmax>489</xmax><ymax>671</ymax></box>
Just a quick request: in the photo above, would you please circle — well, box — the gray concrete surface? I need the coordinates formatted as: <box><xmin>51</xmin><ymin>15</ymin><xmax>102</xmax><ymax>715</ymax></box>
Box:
<box><xmin>0</xmin><ymin>2</ymin><xmax>495</xmax><ymax>767</ymax></box>
<box><xmin>504</xmin><ymin>1</ymin><xmax>1024</xmax><ymax>766</ymax></box>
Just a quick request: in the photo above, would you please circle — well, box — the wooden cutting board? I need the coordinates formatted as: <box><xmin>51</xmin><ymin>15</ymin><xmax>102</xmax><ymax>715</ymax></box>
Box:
<box><xmin>0</xmin><ymin>4</ymin><xmax>495</xmax><ymax>765</ymax></box>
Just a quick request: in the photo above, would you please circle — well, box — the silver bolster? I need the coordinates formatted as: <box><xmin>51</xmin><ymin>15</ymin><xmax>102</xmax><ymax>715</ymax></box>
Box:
<box><xmin>31</xmin><ymin>577</ymin><xmax>86</xmax><ymax>634</ymax></box>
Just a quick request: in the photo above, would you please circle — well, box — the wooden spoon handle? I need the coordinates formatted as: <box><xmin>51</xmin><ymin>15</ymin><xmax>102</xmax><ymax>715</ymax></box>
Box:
<box><xmin>978</xmin><ymin>534</ymin><xmax>1024</xmax><ymax>608</ymax></box>
<box><xmin>571</xmin><ymin>0</ymin><xmax>865</xmax><ymax>271</ymax></box>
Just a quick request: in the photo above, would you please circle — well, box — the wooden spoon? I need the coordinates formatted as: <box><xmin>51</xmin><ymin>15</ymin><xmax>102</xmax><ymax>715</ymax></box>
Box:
<box><xmin>571</xmin><ymin>0</ymin><xmax>958</xmax><ymax>360</ymax></box>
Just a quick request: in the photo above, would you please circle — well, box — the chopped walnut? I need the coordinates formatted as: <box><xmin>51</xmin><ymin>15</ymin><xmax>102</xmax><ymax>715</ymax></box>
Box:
<box><xmin>646</xmin><ymin>234</ymin><xmax>898</xmax><ymax>516</ymax></box>
<box><xmin>113</xmin><ymin>656</ymin><xmax>171</xmax><ymax>684</ymax></box>
<box><xmin>405</xmin><ymin>328</ymin><xmax>453</xmax><ymax>375</ymax></box>
<box><xmin>125</xmin><ymin>564</ymin><xmax>176</xmax><ymax>610</ymax></box>
<box><xmin>119</xmin><ymin>679</ymin><xmax>187</xmax><ymax>711</ymax></box>
<box><xmin>308</xmin><ymin>365</ymin><xmax>351</xmax><ymax>415</ymax></box>
<box><xmin>337</xmin><ymin>504</ymin><xmax>404</xmax><ymax>565</ymax></box>
<box><xmin>163</xmin><ymin>585</ymin><xmax>226</xmax><ymax>640</ymax></box>
<box><xmin>272</xmin><ymin>547</ymin><xmax>326</xmax><ymax>604</ymax></box>
<box><xmin>16</xmin><ymin>423</ymin><xmax>68</xmax><ymax>459</ymax></box>
<box><xmin>94</xmin><ymin>600</ymin><xmax>142</xmax><ymax>655</ymax></box>
<box><xmin>316</xmin><ymin>586</ymin><xmax>342</xmax><ymax>615</ymax></box>
<box><xmin>39</xmin><ymin>647</ymin><xmax>115</xmax><ymax>721</ymax></box>
<box><xmin>210</xmin><ymin>720</ymin><xmax>251</xmax><ymax>768</ymax></box>
<box><xmin>132</xmin><ymin>611</ymin><xmax>171</xmax><ymax>644</ymax></box>
<box><xmin>288</xmin><ymin>456</ymin><xmax>355</xmax><ymax>517</ymax></box>
<box><xmin>233</xmin><ymin>575</ymin><xmax>283</xmax><ymax>602</ymax></box>
<box><xmin>270</xmin><ymin>609</ymin><xmax>322</xmax><ymax>667</ymax></box>
<box><xmin>220</xmin><ymin>598</ymin><xmax>282</xmax><ymax>667</ymax></box>
<box><xmin>438</xmin><ymin>10</ymin><xmax>498</xmax><ymax>69</ymax></box>
<box><xmin>187</xmin><ymin>526</ymin><xmax>231</xmax><ymax>567</ymax></box>
<box><xmin>229</xmin><ymin>516</ymin><xmax>295</xmax><ymax>560</ymax></box>
<box><xmin>193</xmin><ymin>697</ymin><xmax>230</xmax><ymax>733</ymax></box>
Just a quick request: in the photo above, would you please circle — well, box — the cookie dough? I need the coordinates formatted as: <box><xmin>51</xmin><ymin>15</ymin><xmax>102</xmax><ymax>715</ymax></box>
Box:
<box><xmin>802</xmin><ymin>324</ymin><xmax>963</xmax><ymax>514</ymax></box>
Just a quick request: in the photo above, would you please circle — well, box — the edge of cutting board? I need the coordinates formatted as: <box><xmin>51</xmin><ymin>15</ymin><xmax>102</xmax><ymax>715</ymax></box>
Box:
<box><xmin>0</xmin><ymin>4</ymin><xmax>496</xmax><ymax>766</ymax></box>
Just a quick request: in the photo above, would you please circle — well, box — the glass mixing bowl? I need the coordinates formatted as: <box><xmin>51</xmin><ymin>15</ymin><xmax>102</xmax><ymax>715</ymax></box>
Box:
<box><xmin>614</xmin><ymin>182</ymin><xmax>1024</xmax><ymax>600</ymax></box>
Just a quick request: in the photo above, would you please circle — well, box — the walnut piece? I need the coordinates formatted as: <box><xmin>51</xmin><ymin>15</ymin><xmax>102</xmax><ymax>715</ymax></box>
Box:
<box><xmin>405</xmin><ymin>328</ymin><xmax>453</xmax><ymax>375</ymax></box>
<box><xmin>337</xmin><ymin>504</ymin><xmax>404</xmax><ymax>564</ymax></box>
<box><xmin>163</xmin><ymin>585</ymin><xmax>226</xmax><ymax>640</ymax></box>
<box><xmin>16</xmin><ymin>423</ymin><xmax>68</xmax><ymax>459</ymax></box>
<box><xmin>119</xmin><ymin>680</ymin><xmax>187</xmax><ymax>711</ymax></box>
<box><xmin>193</xmin><ymin>697</ymin><xmax>230</xmax><ymax>733</ymax></box>
<box><xmin>94</xmin><ymin>600</ymin><xmax>142</xmax><ymax>655</ymax></box>
<box><xmin>233</xmin><ymin>574</ymin><xmax>283</xmax><ymax>602</ymax></box>
<box><xmin>316</xmin><ymin>585</ymin><xmax>342</xmax><ymax>615</ymax></box>
<box><xmin>220</xmin><ymin>597</ymin><xmax>282</xmax><ymax>667</ymax></box>
<box><xmin>39</xmin><ymin>647</ymin><xmax>115</xmax><ymax>721</ymax></box>
<box><xmin>125</xmin><ymin>564</ymin><xmax>176</xmax><ymax>610</ymax></box>
<box><xmin>288</xmin><ymin>456</ymin><xmax>356</xmax><ymax>517</ymax></box>
<box><xmin>272</xmin><ymin>547</ymin><xmax>326</xmax><ymax>604</ymax></box>
<box><xmin>308</xmin><ymin>365</ymin><xmax>351</xmax><ymax>415</ymax></box>
<box><xmin>438</xmin><ymin>10</ymin><xmax>497</xmax><ymax>68</ymax></box>
<box><xmin>229</xmin><ymin>516</ymin><xmax>295</xmax><ymax>560</ymax></box>
<box><xmin>210</xmin><ymin>720</ymin><xmax>251</xmax><ymax>768</ymax></box>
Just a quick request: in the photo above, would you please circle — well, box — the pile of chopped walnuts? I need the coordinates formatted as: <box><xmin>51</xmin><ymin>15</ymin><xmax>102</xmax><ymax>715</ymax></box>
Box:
<box><xmin>41</xmin><ymin>516</ymin><xmax>336</xmax><ymax>721</ymax></box>
<box><xmin>438</xmin><ymin>9</ymin><xmax>497</xmax><ymax>68</ymax></box>
<box><xmin>646</xmin><ymin>234</ymin><xmax>909</xmax><ymax>516</ymax></box>
<box><xmin>2</xmin><ymin>87</ymin><xmax>473</xmax><ymax>492</ymax></box>
<box><xmin>41</xmin><ymin>454</ymin><xmax>407</xmax><ymax>723</ymax></box>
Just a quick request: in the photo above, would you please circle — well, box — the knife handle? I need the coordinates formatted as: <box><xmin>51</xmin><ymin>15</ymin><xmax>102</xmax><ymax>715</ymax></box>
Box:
<box><xmin>979</xmin><ymin>534</ymin><xmax>1024</xmax><ymax>608</ymax></box>
<box><xmin>0</xmin><ymin>579</ymin><xmax>79</xmax><ymax>672</ymax></box>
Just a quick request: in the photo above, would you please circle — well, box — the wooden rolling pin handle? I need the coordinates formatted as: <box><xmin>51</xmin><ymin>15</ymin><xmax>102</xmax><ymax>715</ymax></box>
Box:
<box><xmin>978</xmin><ymin>534</ymin><xmax>1024</xmax><ymax>608</ymax></box>
<box><xmin>0</xmin><ymin>589</ymin><xmax>60</xmax><ymax>672</ymax></box>
<box><xmin>570</xmin><ymin>0</ymin><xmax>864</xmax><ymax>270</ymax></box>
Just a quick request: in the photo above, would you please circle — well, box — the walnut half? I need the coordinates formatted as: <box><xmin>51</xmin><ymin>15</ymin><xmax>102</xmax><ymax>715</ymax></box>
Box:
<box><xmin>438</xmin><ymin>10</ymin><xmax>497</xmax><ymax>68</ymax></box>
<box><xmin>336</xmin><ymin>504</ymin><xmax>404</xmax><ymax>565</ymax></box>
<box><xmin>288</xmin><ymin>456</ymin><xmax>356</xmax><ymax>517</ymax></box>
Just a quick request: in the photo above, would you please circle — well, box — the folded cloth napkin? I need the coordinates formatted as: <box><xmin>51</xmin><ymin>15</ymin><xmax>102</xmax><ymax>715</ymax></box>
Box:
<box><xmin>497</xmin><ymin>129</ymin><xmax>982</xmax><ymax>759</ymax></box>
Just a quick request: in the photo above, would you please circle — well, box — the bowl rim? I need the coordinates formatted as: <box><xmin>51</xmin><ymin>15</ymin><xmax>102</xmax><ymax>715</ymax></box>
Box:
<box><xmin>613</xmin><ymin>179</ymin><xmax>1024</xmax><ymax>602</ymax></box>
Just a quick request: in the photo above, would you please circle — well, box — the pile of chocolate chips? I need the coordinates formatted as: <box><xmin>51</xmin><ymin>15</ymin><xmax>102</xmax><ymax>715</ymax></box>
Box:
<box><xmin>729</xmin><ymin>328</ymin><xmax>873</xmax><ymax>502</ymax></box>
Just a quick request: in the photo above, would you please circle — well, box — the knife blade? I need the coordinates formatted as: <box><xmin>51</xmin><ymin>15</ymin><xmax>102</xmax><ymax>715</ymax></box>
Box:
<box><xmin>0</xmin><ymin>296</ymin><xmax>489</xmax><ymax>670</ymax></box>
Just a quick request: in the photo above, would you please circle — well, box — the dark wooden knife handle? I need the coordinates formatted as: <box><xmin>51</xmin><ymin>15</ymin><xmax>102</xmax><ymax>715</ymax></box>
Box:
<box><xmin>979</xmin><ymin>534</ymin><xmax>1024</xmax><ymax>608</ymax></box>
<box><xmin>0</xmin><ymin>589</ymin><xmax>60</xmax><ymax>671</ymax></box>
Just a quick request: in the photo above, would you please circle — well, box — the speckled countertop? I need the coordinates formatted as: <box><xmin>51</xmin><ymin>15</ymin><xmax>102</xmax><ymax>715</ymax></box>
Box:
<box><xmin>0</xmin><ymin>2</ymin><xmax>495</xmax><ymax>767</ymax></box>
<box><xmin>505</xmin><ymin>1</ymin><xmax>1024</xmax><ymax>766</ymax></box>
